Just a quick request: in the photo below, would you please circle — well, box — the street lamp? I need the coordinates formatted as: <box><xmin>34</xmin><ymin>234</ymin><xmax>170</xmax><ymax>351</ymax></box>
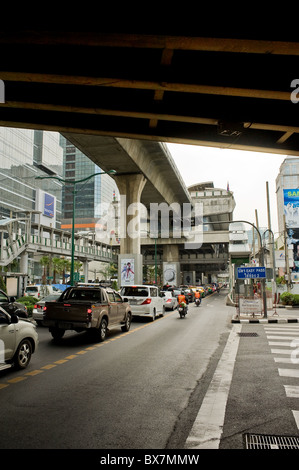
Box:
<box><xmin>36</xmin><ymin>169</ymin><xmax>117</xmax><ymax>286</ymax></box>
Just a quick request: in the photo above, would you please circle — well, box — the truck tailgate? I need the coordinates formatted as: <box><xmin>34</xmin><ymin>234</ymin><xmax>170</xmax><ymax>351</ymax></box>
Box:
<box><xmin>44</xmin><ymin>301</ymin><xmax>91</xmax><ymax>322</ymax></box>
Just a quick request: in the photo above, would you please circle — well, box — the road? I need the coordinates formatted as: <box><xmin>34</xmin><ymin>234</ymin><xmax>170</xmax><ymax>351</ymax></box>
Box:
<box><xmin>1</xmin><ymin>288</ymin><xmax>299</xmax><ymax>454</ymax></box>
<box><xmin>0</xmin><ymin>290</ymin><xmax>231</xmax><ymax>451</ymax></box>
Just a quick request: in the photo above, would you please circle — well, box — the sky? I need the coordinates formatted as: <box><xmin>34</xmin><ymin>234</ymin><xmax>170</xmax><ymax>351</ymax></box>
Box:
<box><xmin>167</xmin><ymin>142</ymin><xmax>287</xmax><ymax>234</ymax></box>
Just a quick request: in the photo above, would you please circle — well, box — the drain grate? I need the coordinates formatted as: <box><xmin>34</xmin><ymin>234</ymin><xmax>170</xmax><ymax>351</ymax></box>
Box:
<box><xmin>238</xmin><ymin>332</ymin><xmax>259</xmax><ymax>337</ymax></box>
<box><xmin>244</xmin><ymin>433</ymin><xmax>299</xmax><ymax>449</ymax></box>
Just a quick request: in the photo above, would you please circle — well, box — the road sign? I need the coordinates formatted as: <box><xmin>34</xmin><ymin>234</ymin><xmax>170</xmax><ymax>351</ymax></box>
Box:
<box><xmin>237</xmin><ymin>267</ymin><xmax>266</xmax><ymax>279</ymax></box>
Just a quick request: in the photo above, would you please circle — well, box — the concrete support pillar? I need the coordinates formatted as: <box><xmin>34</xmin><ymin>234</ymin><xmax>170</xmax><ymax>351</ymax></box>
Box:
<box><xmin>162</xmin><ymin>244</ymin><xmax>181</xmax><ymax>286</ymax></box>
<box><xmin>83</xmin><ymin>260</ymin><xmax>88</xmax><ymax>282</ymax></box>
<box><xmin>115</xmin><ymin>173</ymin><xmax>147</xmax><ymax>254</ymax></box>
<box><xmin>115</xmin><ymin>173</ymin><xmax>147</xmax><ymax>287</ymax></box>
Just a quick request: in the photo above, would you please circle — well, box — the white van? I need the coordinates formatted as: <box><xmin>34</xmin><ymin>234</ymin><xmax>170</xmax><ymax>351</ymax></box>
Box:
<box><xmin>24</xmin><ymin>285</ymin><xmax>59</xmax><ymax>298</ymax></box>
<box><xmin>120</xmin><ymin>285</ymin><xmax>165</xmax><ymax>321</ymax></box>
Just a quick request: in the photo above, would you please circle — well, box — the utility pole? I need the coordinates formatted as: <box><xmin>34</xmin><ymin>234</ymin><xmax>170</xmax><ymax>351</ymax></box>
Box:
<box><xmin>283</xmin><ymin>214</ymin><xmax>291</xmax><ymax>292</ymax></box>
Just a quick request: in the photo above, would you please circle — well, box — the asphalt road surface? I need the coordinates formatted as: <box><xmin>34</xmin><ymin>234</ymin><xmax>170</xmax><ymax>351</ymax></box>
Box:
<box><xmin>0</xmin><ymin>290</ymin><xmax>231</xmax><ymax>450</ymax></box>
<box><xmin>1</xmin><ymin>288</ymin><xmax>299</xmax><ymax>456</ymax></box>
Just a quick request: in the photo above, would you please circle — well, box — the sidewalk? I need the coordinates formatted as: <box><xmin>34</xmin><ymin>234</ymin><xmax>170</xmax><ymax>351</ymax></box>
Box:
<box><xmin>231</xmin><ymin>305</ymin><xmax>299</xmax><ymax>323</ymax></box>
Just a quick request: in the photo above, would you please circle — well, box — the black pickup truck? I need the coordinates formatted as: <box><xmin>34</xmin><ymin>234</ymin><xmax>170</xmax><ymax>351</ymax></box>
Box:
<box><xmin>43</xmin><ymin>285</ymin><xmax>132</xmax><ymax>341</ymax></box>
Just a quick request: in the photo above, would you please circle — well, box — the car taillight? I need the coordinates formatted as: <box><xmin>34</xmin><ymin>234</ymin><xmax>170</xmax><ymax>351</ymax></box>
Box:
<box><xmin>87</xmin><ymin>308</ymin><xmax>92</xmax><ymax>321</ymax></box>
<box><xmin>43</xmin><ymin>306</ymin><xmax>47</xmax><ymax>311</ymax></box>
<box><xmin>166</xmin><ymin>299</ymin><xmax>172</xmax><ymax>303</ymax></box>
<box><xmin>141</xmin><ymin>298</ymin><xmax>151</xmax><ymax>305</ymax></box>
<box><xmin>34</xmin><ymin>304</ymin><xmax>37</xmax><ymax>309</ymax></box>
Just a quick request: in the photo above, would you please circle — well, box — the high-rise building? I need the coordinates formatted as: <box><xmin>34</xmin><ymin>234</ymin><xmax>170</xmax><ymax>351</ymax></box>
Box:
<box><xmin>276</xmin><ymin>157</ymin><xmax>299</xmax><ymax>273</ymax></box>
<box><xmin>0</xmin><ymin>127</ymin><xmax>63</xmax><ymax>224</ymax></box>
<box><xmin>276</xmin><ymin>157</ymin><xmax>299</xmax><ymax>236</ymax></box>
<box><xmin>60</xmin><ymin>137</ymin><xmax>119</xmax><ymax>232</ymax></box>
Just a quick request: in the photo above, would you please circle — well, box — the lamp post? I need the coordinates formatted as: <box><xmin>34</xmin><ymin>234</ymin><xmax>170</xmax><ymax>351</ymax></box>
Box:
<box><xmin>36</xmin><ymin>169</ymin><xmax>116</xmax><ymax>286</ymax></box>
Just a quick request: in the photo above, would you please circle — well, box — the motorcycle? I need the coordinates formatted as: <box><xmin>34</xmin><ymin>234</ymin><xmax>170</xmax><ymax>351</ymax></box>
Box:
<box><xmin>195</xmin><ymin>297</ymin><xmax>201</xmax><ymax>307</ymax></box>
<box><xmin>178</xmin><ymin>302</ymin><xmax>188</xmax><ymax>318</ymax></box>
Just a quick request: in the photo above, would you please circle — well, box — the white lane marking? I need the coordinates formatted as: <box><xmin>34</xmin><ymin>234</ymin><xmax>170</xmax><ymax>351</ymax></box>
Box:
<box><xmin>184</xmin><ymin>324</ymin><xmax>241</xmax><ymax>449</ymax></box>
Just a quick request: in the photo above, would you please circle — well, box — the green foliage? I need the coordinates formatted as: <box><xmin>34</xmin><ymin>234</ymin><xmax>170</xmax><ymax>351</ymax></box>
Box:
<box><xmin>0</xmin><ymin>276</ymin><xmax>7</xmax><ymax>292</ymax></box>
<box><xmin>280</xmin><ymin>292</ymin><xmax>299</xmax><ymax>306</ymax></box>
<box><xmin>16</xmin><ymin>296</ymin><xmax>38</xmax><ymax>316</ymax></box>
<box><xmin>17</xmin><ymin>296</ymin><xmax>38</xmax><ymax>305</ymax></box>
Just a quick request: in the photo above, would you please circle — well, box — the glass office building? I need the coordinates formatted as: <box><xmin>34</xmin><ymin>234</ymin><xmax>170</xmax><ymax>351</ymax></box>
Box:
<box><xmin>60</xmin><ymin>136</ymin><xmax>119</xmax><ymax>231</ymax></box>
<box><xmin>0</xmin><ymin>127</ymin><xmax>63</xmax><ymax>224</ymax></box>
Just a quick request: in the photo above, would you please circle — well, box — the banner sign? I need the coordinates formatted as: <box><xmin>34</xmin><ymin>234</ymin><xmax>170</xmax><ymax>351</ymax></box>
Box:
<box><xmin>44</xmin><ymin>193</ymin><xmax>55</xmax><ymax>218</ymax></box>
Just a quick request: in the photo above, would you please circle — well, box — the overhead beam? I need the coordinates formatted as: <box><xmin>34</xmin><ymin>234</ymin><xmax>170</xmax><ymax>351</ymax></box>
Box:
<box><xmin>0</xmin><ymin>71</ymin><xmax>291</xmax><ymax>101</ymax></box>
<box><xmin>0</xmin><ymin>118</ymin><xmax>298</xmax><ymax>157</ymax></box>
<box><xmin>2</xmin><ymin>101</ymin><xmax>299</xmax><ymax>138</ymax></box>
<box><xmin>1</xmin><ymin>32</ymin><xmax>299</xmax><ymax>55</ymax></box>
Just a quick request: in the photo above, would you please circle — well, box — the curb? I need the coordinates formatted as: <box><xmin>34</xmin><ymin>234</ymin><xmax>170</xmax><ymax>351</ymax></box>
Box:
<box><xmin>232</xmin><ymin>317</ymin><xmax>299</xmax><ymax>324</ymax></box>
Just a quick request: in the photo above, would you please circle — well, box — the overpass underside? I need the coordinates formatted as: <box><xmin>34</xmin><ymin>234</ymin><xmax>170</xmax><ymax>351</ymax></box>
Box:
<box><xmin>0</xmin><ymin>31</ymin><xmax>298</xmax><ymax>156</ymax></box>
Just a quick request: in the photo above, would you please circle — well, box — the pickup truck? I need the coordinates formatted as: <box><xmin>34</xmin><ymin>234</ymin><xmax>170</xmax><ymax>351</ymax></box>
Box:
<box><xmin>43</xmin><ymin>285</ymin><xmax>132</xmax><ymax>341</ymax></box>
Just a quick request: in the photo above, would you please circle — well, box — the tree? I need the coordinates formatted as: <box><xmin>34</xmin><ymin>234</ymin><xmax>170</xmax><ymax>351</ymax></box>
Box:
<box><xmin>99</xmin><ymin>262</ymin><xmax>117</xmax><ymax>281</ymax></box>
<box><xmin>52</xmin><ymin>257</ymin><xmax>63</xmax><ymax>283</ymax></box>
<box><xmin>39</xmin><ymin>255</ymin><xmax>50</xmax><ymax>284</ymax></box>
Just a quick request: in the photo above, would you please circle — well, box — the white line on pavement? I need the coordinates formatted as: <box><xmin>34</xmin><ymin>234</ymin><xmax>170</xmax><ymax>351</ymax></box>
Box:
<box><xmin>184</xmin><ymin>323</ymin><xmax>241</xmax><ymax>450</ymax></box>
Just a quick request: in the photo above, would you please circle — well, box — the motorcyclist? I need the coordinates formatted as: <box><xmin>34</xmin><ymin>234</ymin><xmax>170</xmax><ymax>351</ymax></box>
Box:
<box><xmin>178</xmin><ymin>290</ymin><xmax>189</xmax><ymax>313</ymax></box>
<box><xmin>194</xmin><ymin>289</ymin><xmax>201</xmax><ymax>305</ymax></box>
<box><xmin>194</xmin><ymin>289</ymin><xmax>201</xmax><ymax>300</ymax></box>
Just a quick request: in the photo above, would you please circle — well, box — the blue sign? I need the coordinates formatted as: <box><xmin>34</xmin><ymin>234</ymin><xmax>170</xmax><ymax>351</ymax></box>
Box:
<box><xmin>237</xmin><ymin>267</ymin><xmax>266</xmax><ymax>279</ymax></box>
<box><xmin>44</xmin><ymin>193</ymin><xmax>54</xmax><ymax>218</ymax></box>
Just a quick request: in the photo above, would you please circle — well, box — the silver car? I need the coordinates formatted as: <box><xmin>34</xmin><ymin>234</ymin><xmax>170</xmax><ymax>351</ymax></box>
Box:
<box><xmin>0</xmin><ymin>306</ymin><xmax>38</xmax><ymax>370</ymax></box>
<box><xmin>32</xmin><ymin>292</ymin><xmax>62</xmax><ymax>325</ymax></box>
<box><xmin>162</xmin><ymin>291</ymin><xmax>178</xmax><ymax>310</ymax></box>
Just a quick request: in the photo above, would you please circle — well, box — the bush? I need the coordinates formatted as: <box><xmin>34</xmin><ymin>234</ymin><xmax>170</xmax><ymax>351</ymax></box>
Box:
<box><xmin>16</xmin><ymin>296</ymin><xmax>38</xmax><ymax>316</ymax></box>
<box><xmin>280</xmin><ymin>292</ymin><xmax>299</xmax><ymax>306</ymax></box>
<box><xmin>17</xmin><ymin>296</ymin><xmax>38</xmax><ymax>305</ymax></box>
<box><xmin>280</xmin><ymin>292</ymin><xmax>294</xmax><ymax>305</ymax></box>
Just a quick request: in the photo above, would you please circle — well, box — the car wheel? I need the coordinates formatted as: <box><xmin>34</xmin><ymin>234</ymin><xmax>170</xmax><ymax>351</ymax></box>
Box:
<box><xmin>152</xmin><ymin>309</ymin><xmax>156</xmax><ymax>321</ymax></box>
<box><xmin>50</xmin><ymin>327</ymin><xmax>65</xmax><ymax>341</ymax></box>
<box><xmin>121</xmin><ymin>313</ymin><xmax>131</xmax><ymax>332</ymax></box>
<box><xmin>99</xmin><ymin>318</ymin><xmax>108</xmax><ymax>342</ymax></box>
<box><xmin>14</xmin><ymin>339</ymin><xmax>32</xmax><ymax>369</ymax></box>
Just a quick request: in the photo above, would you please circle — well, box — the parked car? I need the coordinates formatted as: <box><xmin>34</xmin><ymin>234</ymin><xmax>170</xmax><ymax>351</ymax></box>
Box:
<box><xmin>162</xmin><ymin>291</ymin><xmax>178</xmax><ymax>310</ymax></box>
<box><xmin>32</xmin><ymin>292</ymin><xmax>62</xmax><ymax>325</ymax></box>
<box><xmin>0</xmin><ymin>306</ymin><xmax>38</xmax><ymax>370</ymax></box>
<box><xmin>120</xmin><ymin>285</ymin><xmax>165</xmax><ymax>321</ymax></box>
<box><xmin>0</xmin><ymin>289</ymin><xmax>28</xmax><ymax>318</ymax></box>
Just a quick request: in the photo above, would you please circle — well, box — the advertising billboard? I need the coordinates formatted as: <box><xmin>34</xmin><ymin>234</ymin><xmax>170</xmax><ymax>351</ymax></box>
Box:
<box><xmin>35</xmin><ymin>189</ymin><xmax>56</xmax><ymax>227</ymax></box>
<box><xmin>284</xmin><ymin>189</ymin><xmax>299</xmax><ymax>228</ymax></box>
<box><xmin>284</xmin><ymin>189</ymin><xmax>299</xmax><ymax>271</ymax></box>
<box><xmin>44</xmin><ymin>193</ymin><xmax>55</xmax><ymax>218</ymax></box>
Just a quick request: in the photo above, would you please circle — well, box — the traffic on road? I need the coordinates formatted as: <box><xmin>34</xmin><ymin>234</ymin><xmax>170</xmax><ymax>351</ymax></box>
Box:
<box><xmin>1</xmin><ymin>284</ymin><xmax>299</xmax><ymax>453</ymax></box>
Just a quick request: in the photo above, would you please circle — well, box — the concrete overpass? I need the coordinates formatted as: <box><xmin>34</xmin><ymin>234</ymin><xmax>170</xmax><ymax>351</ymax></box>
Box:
<box><xmin>62</xmin><ymin>134</ymin><xmax>191</xmax><ymax>207</ymax></box>
<box><xmin>0</xmin><ymin>30</ymin><xmax>298</xmax><ymax>156</ymax></box>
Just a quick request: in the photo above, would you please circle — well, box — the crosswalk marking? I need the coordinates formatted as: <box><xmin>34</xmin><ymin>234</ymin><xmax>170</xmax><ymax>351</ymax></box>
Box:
<box><xmin>274</xmin><ymin>357</ymin><xmax>297</xmax><ymax>364</ymax></box>
<box><xmin>265</xmin><ymin>325</ymin><xmax>299</xmax><ymax>432</ymax></box>
<box><xmin>284</xmin><ymin>385</ymin><xmax>299</xmax><ymax>398</ymax></box>
<box><xmin>279</xmin><ymin>368</ymin><xmax>299</xmax><ymax>378</ymax></box>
